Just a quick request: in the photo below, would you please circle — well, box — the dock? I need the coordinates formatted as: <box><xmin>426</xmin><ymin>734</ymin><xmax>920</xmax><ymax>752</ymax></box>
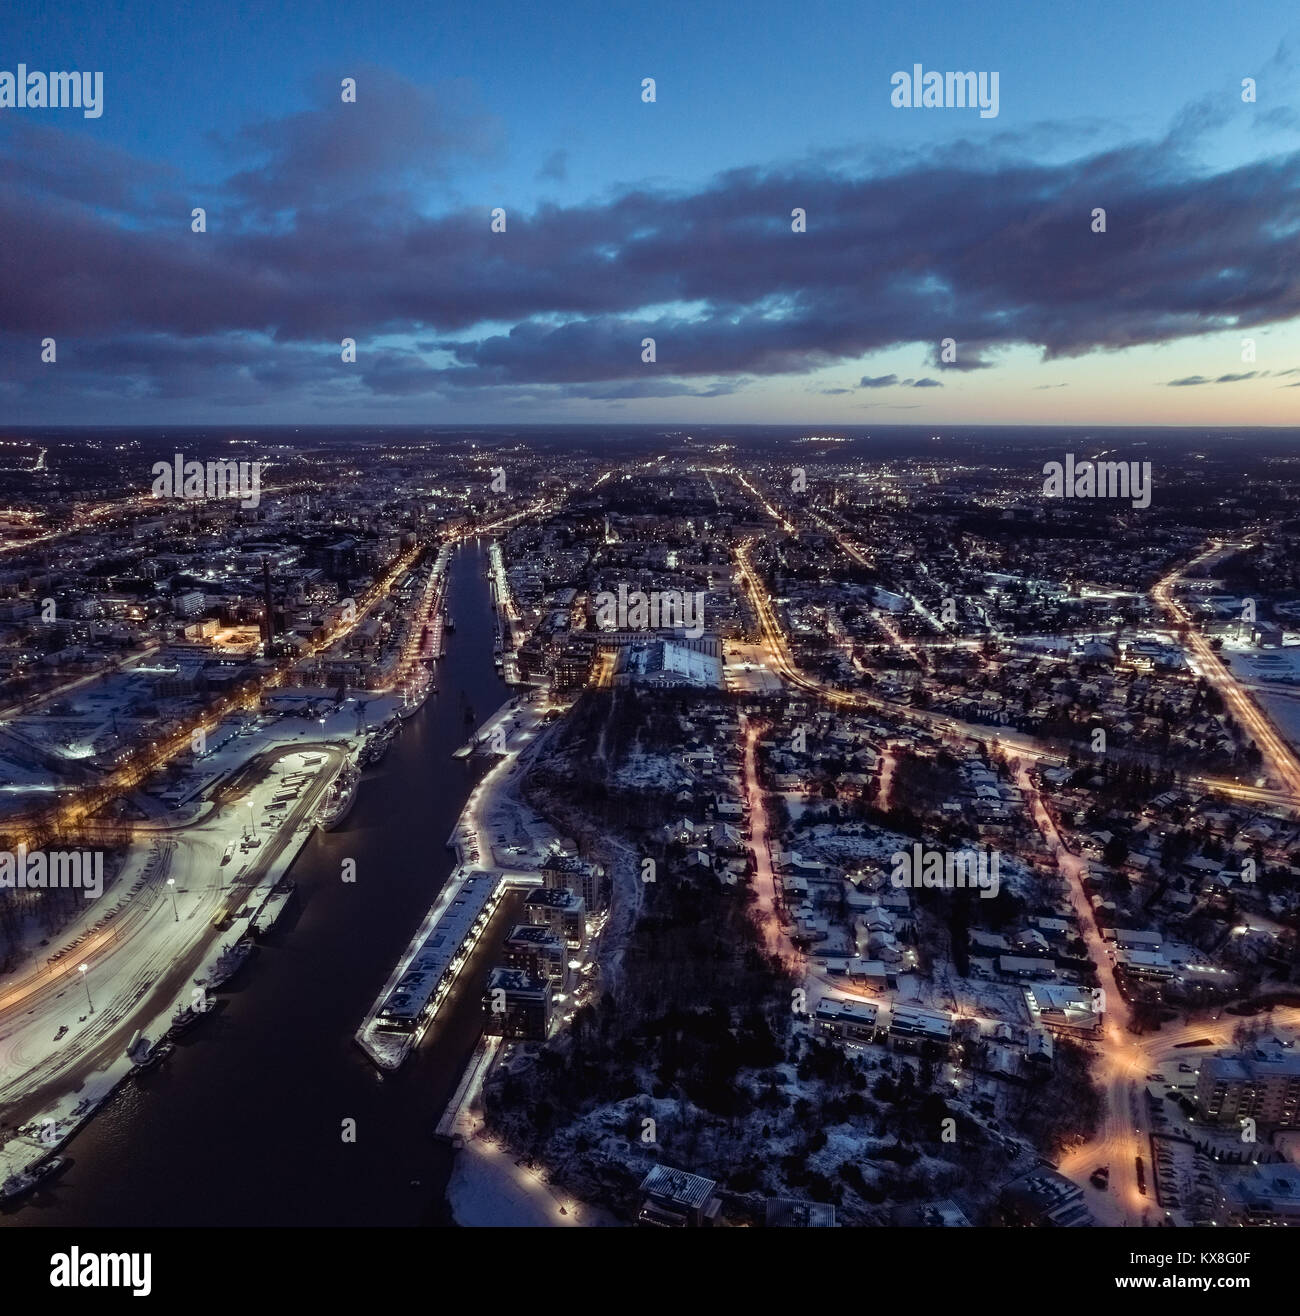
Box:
<box><xmin>434</xmin><ymin>1034</ymin><xmax>502</xmax><ymax>1145</ymax></box>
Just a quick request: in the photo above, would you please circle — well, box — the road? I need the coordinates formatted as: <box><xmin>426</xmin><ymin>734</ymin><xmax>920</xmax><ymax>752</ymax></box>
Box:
<box><xmin>1152</xmin><ymin>537</ymin><xmax>1300</xmax><ymax>799</ymax></box>
<box><xmin>0</xmin><ymin>744</ymin><xmax>342</xmax><ymax>1140</ymax></box>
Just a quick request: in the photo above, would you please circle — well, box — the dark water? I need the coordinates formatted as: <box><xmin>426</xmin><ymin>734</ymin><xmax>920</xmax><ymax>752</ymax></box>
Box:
<box><xmin>5</xmin><ymin>539</ymin><xmax>513</xmax><ymax>1227</ymax></box>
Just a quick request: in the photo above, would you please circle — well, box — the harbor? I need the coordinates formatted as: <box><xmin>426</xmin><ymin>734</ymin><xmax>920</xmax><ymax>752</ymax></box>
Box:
<box><xmin>0</xmin><ymin>539</ymin><xmax>516</xmax><ymax>1227</ymax></box>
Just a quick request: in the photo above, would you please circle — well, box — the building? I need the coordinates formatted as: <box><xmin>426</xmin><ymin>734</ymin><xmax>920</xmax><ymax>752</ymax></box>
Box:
<box><xmin>637</xmin><ymin>1165</ymin><xmax>721</xmax><ymax>1228</ymax></box>
<box><xmin>1001</xmin><ymin>1168</ymin><xmax>1094</xmax><ymax>1227</ymax></box>
<box><xmin>524</xmin><ymin>886</ymin><xmax>586</xmax><ymax>950</ymax></box>
<box><xmin>765</xmin><ymin>1197</ymin><xmax>837</xmax><ymax>1227</ymax></box>
<box><xmin>1023</xmin><ymin>984</ymin><xmax>1102</xmax><ymax>1035</ymax></box>
<box><xmin>887</xmin><ymin>1003</ymin><xmax>953</xmax><ymax>1052</ymax></box>
<box><xmin>541</xmin><ymin>846</ymin><xmax>605</xmax><ymax>911</ymax></box>
<box><xmin>998</xmin><ymin>955</ymin><xmax>1056</xmax><ymax>980</ymax></box>
<box><xmin>483</xmin><ymin>967</ymin><xmax>552</xmax><ymax>1041</ymax></box>
<box><xmin>1195</xmin><ymin>1044</ymin><xmax>1300</xmax><ymax>1129</ymax></box>
<box><xmin>551</xmin><ymin>642</ymin><xmax>593</xmax><ymax>693</ymax></box>
<box><xmin>375</xmin><ymin>871</ymin><xmax>502</xmax><ymax>1034</ymax></box>
<box><xmin>1222</xmin><ymin>1163</ymin><xmax>1300</xmax><ymax>1225</ymax></box>
<box><xmin>501</xmin><ymin>924</ymin><xmax>567</xmax><ymax>988</ymax></box>
<box><xmin>613</xmin><ymin>639</ymin><xmax>723</xmax><ymax>689</ymax></box>
<box><xmin>814</xmin><ymin>997</ymin><xmax>879</xmax><ymax>1045</ymax></box>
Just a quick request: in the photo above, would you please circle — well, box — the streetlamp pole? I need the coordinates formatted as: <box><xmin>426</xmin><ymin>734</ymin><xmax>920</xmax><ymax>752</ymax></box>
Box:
<box><xmin>167</xmin><ymin>876</ymin><xmax>179</xmax><ymax>921</ymax></box>
<box><xmin>78</xmin><ymin>962</ymin><xmax>93</xmax><ymax>1013</ymax></box>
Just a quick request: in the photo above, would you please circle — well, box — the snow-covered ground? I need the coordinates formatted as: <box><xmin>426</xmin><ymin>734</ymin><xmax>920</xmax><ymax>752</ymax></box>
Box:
<box><xmin>448</xmin><ymin>1136</ymin><xmax>611</xmax><ymax>1226</ymax></box>
<box><xmin>1220</xmin><ymin>640</ymin><xmax>1300</xmax><ymax>753</ymax></box>
<box><xmin>0</xmin><ymin>720</ymin><xmax>369</xmax><ymax>1185</ymax></box>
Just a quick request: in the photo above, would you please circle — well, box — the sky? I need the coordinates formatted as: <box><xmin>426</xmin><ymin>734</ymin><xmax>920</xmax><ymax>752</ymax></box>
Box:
<box><xmin>1</xmin><ymin>0</ymin><xmax>1299</xmax><ymax>426</ymax></box>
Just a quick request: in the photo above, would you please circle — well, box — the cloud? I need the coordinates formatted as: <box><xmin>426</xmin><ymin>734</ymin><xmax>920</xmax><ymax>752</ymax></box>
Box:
<box><xmin>3</xmin><ymin>73</ymin><xmax>1300</xmax><ymax>412</ymax></box>
<box><xmin>1166</xmin><ymin>371</ymin><xmax>1264</xmax><ymax>386</ymax></box>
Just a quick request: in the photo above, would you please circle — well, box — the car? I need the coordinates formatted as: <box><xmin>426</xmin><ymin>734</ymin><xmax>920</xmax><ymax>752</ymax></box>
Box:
<box><xmin>1178</xmin><ymin>1063</ymin><xmax>1194</xmax><ymax>1073</ymax></box>
<box><xmin>53</xmin><ymin>1025</ymin><xmax>68</xmax><ymax>1041</ymax></box>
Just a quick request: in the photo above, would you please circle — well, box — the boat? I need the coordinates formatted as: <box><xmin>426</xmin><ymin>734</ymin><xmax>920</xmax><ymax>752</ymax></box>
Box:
<box><xmin>1</xmin><ymin>1156</ymin><xmax>69</xmax><ymax>1203</ymax></box>
<box><xmin>252</xmin><ymin>879</ymin><xmax>296</xmax><ymax>938</ymax></box>
<box><xmin>132</xmin><ymin>1041</ymin><xmax>174</xmax><ymax>1072</ymax></box>
<box><xmin>167</xmin><ymin>1004</ymin><xmax>208</xmax><ymax>1039</ymax></box>
<box><xmin>314</xmin><ymin>763</ymin><xmax>359</xmax><ymax>830</ymax></box>
<box><xmin>359</xmin><ymin>726</ymin><xmax>396</xmax><ymax>767</ymax></box>
<box><xmin>444</xmin><ymin>612</ymin><xmax>455</xmax><ymax>632</ymax></box>
<box><xmin>201</xmin><ymin>937</ymin><xmax>256</xmax><ymax>990</ymax></box>
<box><xmin>396</xmin><ymin>684</ymin><xmax>430</xmax><ymax>721</ymax></box>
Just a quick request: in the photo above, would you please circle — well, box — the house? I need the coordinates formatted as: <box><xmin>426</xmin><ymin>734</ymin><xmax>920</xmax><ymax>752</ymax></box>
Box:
<box><xmin>815</xmin><ymin>997</ymin><xmax>879</xmax><ymax>1043</ymax></box>
<box><xmin>638</xmin><ymin>1165</ymin><xmax>721</xmax><ymax>1228</ymax></box>
<box><xmin>765</xmin><ymin>1197</ymin><xmax>837</xmax><ymax>1227</ymax></box>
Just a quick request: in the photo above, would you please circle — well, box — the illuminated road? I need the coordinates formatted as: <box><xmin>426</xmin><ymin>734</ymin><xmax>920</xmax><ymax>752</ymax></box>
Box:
<box><xmin>742</xmin><ymin>717</ymin><xmax>797</xmax><ymax>962</ymax></box>
<box><xmin>1152</xmin><ymin>537</ymin><xmax>1300</xmax><ymax>799</ymax></box>
<box><xmin>0</xmin><ymin>745</ymin><xmax>342</xmax><ymax>1137</ymax></box>
<box><xmin>734</xmin><ymin>539</ymin><xmax>1298</xmax><ymax>815</ymax></box>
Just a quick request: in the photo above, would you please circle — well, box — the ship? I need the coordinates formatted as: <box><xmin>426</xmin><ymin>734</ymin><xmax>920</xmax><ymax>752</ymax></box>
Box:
<box><xmin>1</xmin><ymin>1156</ymin><xmax>69</xmax><ymax>1203</ymax></box>
<box><xmin>201</xmin><ymin>937</ymin><xmax>256</xmax><ymax>990</ymax></box>
<box><xmin>252</xmin><ymin>878</ymin><xmax>296</xmax><ymax>939</ymax></box>
<box><xmin>444</xmin><ymin>611</ymin><xmax>455</xmax><ymax>632</ymax></box>
<box><xmin>395</xmin><ymin>683</ymin><xmax>430</xmax><ymax>721</ymax></box>
<box><xmin>166</xmin><ymin>1003</ymin><xmax>208</xmax><ymax>1039</ymax></box>
<box><xmin>359</xmin><ymin>726</ymin><xmax>396</xmax><ymax>767</ymax></box>
<box><xmin>132</xmin><ymin>1040</ymin><xmax>174</xmax><ymax>1073</ymax></box>
<box><xmin>314</xmin><ymin>762</ymin><xmax>359</xmax><ymax>830</ymax></box>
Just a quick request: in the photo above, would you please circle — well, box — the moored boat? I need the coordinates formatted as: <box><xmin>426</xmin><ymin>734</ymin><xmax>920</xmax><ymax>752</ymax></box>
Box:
<box><xmin>0</xmin><ymin>1156</ymin><xmax>69</xmax><ymax>1203</ymax></box>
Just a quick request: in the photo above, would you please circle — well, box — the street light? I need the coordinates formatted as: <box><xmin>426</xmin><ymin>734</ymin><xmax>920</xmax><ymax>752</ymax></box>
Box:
<box><xmin>167</xmin><ymin>876</ymin><xmax>179</xmax><ymax>921</ymax></box>
<box><xmin>78</xmin><ymin>962</ymin><xmax>93</xmax><ymax>1013</ymax></box>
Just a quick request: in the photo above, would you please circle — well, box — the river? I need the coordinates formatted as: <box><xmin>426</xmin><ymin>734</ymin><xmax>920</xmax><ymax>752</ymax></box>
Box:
<box><xmin>5</xmin><ymin>538</ymin><xmax>512</xmax><ymax>1226</ymax></box>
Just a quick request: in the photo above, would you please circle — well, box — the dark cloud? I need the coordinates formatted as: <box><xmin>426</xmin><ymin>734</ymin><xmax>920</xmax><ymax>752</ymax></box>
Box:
<box><xmin>3</xmin><ymin>70</ymin><xmax>1300</xmax><ymax>413</ymax></box>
